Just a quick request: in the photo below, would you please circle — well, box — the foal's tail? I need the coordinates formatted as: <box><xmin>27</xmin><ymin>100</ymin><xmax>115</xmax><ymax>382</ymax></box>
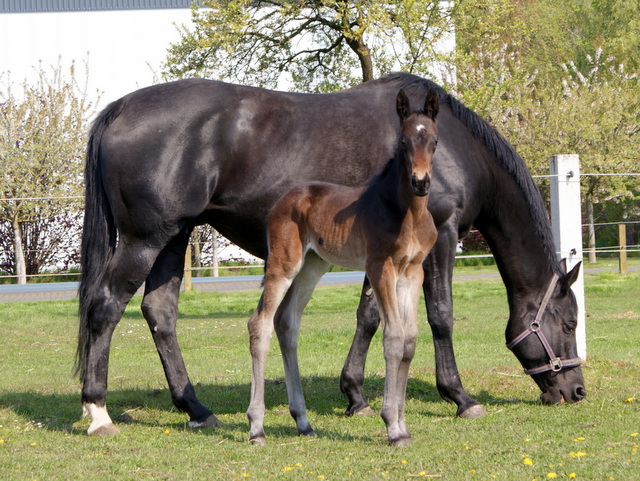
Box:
<box><xmin>75</xmin><ymin>99</ymin><xmax>125</xmax><ymax>380</ymax></box>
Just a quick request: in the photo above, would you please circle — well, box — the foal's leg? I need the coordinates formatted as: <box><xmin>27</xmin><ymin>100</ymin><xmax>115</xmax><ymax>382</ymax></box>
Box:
<box><xmin>141</xmin><ymin>229</ymin><xmax>221</xmax><ymax>429</ymax></box>
<box><xmin>340</xmin><ymin>277</ymin><xmax>380</xmax><ymax>416</ymax></box>
<box><xmin>247</xmin><ymin>238</ymin><xmax>305</xmax><ymax>445</ymax></box>
<box><xmin>81</xmin><ymin>241</ymin><xmax>161</xmax><ymax>435</ymax></box>
<box><xmin>274</xmin><ymin>252</ymin><xmax>330</xmax><ymax>437</ymax></box>
<box><xmin>391</xmin><ymin>268</ymin><xmax>422</xmax><ymax>444</ymax></box>
<box><xmin>367</xmin><ymin>261</ymin><xmax>412</xmax><ymax>446</ymax></box>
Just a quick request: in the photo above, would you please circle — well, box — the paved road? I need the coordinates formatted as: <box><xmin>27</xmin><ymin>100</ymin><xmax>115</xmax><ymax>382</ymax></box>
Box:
<box><xmin>0</xmin><ymin>267</ymin><xmax>635</xmax><ymax>302</ymax></box>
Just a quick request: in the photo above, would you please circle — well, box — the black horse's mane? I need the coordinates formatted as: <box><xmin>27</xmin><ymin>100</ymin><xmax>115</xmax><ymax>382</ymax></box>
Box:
<box><xmin>372</xmin><ymin>73</ymin><xmax>560</xmax><ymax>274</ymax></box>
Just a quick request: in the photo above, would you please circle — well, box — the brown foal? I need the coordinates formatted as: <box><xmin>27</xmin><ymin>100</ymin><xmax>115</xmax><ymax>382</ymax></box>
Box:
<box><xmin>246</xmin><ymin>88</ymin><xmax>439</xmax><ymax>446</ymax></box>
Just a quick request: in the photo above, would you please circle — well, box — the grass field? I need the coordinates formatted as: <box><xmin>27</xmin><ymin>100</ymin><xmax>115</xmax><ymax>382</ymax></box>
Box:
<box><xmin>0</xmin><ymin>267</ymin><xmax>638</xmax><ymax>480</ymax></box>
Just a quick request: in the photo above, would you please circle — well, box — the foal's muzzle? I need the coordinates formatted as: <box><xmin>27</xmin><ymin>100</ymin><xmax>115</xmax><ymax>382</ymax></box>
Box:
<box><xmin>411</xmin><ymin>174</ymin><xmax>430</xmax><ymax>196</ymax></box>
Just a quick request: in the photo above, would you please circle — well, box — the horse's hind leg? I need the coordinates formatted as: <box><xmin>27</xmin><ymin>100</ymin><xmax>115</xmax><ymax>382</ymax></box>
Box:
<box><xmin>274</xmin><ymin>252</ymin><xmax>330</xmax><ymax>437</ymax></box>
<box><xmin>141</xmin><ymin>229</ymin><xmax>221</xmax><ymax>429</ymax></box>
<box><xmin>340</xmin><ymin>277</ymin><xmax>380</xmax><ymax>416</ymax></box>
<box><xmin>81</xmin><ymin>241</ymin><xmax>161</xmax><ymax>435</ymax></box>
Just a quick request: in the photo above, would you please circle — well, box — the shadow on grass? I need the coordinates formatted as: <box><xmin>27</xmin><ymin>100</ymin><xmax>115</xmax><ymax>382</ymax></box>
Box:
<box><xmin>0</xmin><ymin>374</ymin><xmax>538</xmax><ymax>443</ymax></box>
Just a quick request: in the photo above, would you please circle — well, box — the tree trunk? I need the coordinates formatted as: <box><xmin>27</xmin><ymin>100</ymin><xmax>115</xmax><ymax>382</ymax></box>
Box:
<box><xmin>344</xmin><ymin>36</ymin><xmax>374</xmax><ymax>82</ymax></box>
<box><xmin>212</xmin><ymin>229</ymin><xmax>219</xmax><ymax>277</ymax></box>
<box><xmin>11</xmin><ymin>218</ymin><xmax>27</xmax><ymax>284</ymax></box>
<box><xmin>192</xmin><ymin>229</ymin><xmax>201</xmax><ymax>278</ymax></box>
<box><xmin>586</xmin><ymin>196</ymin><xmax>597</xmax><ymax>263</ymax></box>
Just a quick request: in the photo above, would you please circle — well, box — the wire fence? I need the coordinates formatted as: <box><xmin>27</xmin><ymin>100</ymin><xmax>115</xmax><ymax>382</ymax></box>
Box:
<box><xmin>1</xmin><ymin>171</ymin><xmax>638</xmax><ymax>282</ymax></box>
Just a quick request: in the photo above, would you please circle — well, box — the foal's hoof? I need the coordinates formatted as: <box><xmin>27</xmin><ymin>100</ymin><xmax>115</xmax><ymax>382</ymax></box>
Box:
<box><xmin>389</xmin><ymin>435</ymin><xmax>412</xmax><ymax>447</ymax></box>
<box><xmin>88</xmin><ymin>423</ymin><xmax>120</xmax><ymax>436</ymax></box>
<box><xmin>457</xmin><ymin>404</ymin><xmax>487</xmax><ymax>419</ymax></box>
<box><xmin>249</xmin><ymin>435</ymin><xmax>267</xmax><ymax>446</ymax></box>
<box><xmin>188</xmin><ymin>413</ymin><xmax>223</xmax><ymax>429</ymax></box>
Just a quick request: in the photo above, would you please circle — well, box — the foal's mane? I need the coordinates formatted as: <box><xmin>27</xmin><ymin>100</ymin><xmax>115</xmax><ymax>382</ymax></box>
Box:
<box><xmin>370</xmin><ymin>73</ymin><xmax>560</xmax><ymax>275</ymax></box>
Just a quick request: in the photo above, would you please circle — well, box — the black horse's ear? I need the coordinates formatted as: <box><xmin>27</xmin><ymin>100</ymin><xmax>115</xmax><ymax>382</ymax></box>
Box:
<box><xmin>559</xmin><ymin>261</ymin><xmax>582</xmax><ymax>295</ymax></box>
<box><xmin>424</xmin><ymin>88</ymin><xmax>439</xmax><ymax>120</ymax></box>
<box><xmin>396</xmin><ymin>89</ymin><xmax>411</xmax><ymax>123</ymax></box>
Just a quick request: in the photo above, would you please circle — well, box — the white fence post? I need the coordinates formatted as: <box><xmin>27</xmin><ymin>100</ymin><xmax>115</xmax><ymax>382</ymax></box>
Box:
<box><xmin>549</xmin><ymin>155</ymin><xmax>587</xmax><ymax>360</ymax></box>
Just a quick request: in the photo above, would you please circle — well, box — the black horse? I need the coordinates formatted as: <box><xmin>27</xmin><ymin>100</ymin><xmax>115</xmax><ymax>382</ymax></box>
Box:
<box><xmin>76</xmin><ymin>73</ymin><xmax>585</xmax><ymax>435</ymax></box>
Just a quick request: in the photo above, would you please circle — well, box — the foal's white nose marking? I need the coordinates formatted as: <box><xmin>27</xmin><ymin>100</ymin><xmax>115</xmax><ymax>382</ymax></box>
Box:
<box><xmin>416</xmin><ymin>124</ymin><xmax>426</xmax><ymax>133</ymax></box>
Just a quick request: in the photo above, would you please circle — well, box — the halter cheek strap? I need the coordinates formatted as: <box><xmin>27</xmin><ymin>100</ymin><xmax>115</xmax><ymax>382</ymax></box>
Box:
<box><xmin>506</xmin><ymin>274</ymin><xmax>582</xmax><ymax>376</ymax></box>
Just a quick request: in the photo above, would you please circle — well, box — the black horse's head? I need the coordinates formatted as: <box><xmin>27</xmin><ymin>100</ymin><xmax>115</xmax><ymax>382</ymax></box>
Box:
<box><xmin>506</xmin><ymin>261</ymin><xmax>587</xmax><ymax>405</ymax></box>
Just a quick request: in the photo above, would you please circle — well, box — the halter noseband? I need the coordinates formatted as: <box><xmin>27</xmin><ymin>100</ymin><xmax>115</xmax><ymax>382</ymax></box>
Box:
<box><xmin>506</xmin><ymin>274</ymin><xmax>582</xmax><ymax>375</ymax></box>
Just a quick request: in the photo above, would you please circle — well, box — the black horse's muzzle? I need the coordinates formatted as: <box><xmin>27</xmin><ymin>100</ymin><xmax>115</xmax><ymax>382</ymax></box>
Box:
<box><xmin>411</xmin><ymin>174</ymin><xmax>430</xmax><ymax>196</ymax></box>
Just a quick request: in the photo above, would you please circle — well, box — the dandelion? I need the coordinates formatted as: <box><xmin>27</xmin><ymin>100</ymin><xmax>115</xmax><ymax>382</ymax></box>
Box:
<box><xmin>547</xmin><ymin>473</ymin><xmax>557</xmax><ymax>479</ymax></box>
<box><xmin>631</xmin><ymin>433</ymin><xmax>638</xmax><ymax>437</ymax></box>
<box><xmin>625</xmin><ymin>398</ymin><xmax>634</xmax><ymax>403</ymax></box>
<box><xmin>420</xmin><ymin>471</ymin><xmax>427</xmax><ymax>476</ymax></box>
<box><xmin>242</xmin><ymin>474</ymin><xmax>250</xmax><ymax>478</ymax></box>
<box><xmin>569</xmin><ymin>474</ymin><xmax>576</xmax><ymax>479</ymax></box>
<box><xmin>523</xmin><ymin>457</ymin><xmax>533</xmax><ymax>465</ymax></box>
<box><xmin>30</xmin><ymin>442</ymin><xmax>37</xmax><ymax>447</ymax></box>
<box><xmin>164</xmin><ymin>429</ymin><xmax>170</xmax><ymax>435</ymax></box>
<box><xmin>570</xmin><ymin>452</ymin><xmax>586</xmax><ymax>457</ymax></box>
<box><xmin>401</xmin><ymin>460</ymin><xmax>408</xmax><ymax>464</ymax></box>
<box><xmin>294</xmin><ymin>463</ymin><xmax>302</xmax><ymax>467</ymax></box>
<box><xmin>317</xmin><ymin>476</ymin><xmax>325</xmax><ymax>480</ymax></box>
<box><xmin>574</xmin><ymin>437</ymin><xmax>585</xmax><ymax>442</ymax></box>
<box><xmin>282</xmin><ymin>466</ymin><xmax>294</xmax><ymax>472</ymax></box>
<box><xmin>0</xmin><ymin>440</ymin><xmax>4</xmax><ymax>444</ymax></box>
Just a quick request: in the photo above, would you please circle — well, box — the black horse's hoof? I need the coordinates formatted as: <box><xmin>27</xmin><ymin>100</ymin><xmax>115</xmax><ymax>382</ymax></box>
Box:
<box><xmin>457</xmin><ymin>404</ymin><xmax>487</xmax><ymax>419</ymax></box>
<box><xmin>188</xmin><ymin>413</ymin><xmax>223</xmax><ymax>429</ymax></box>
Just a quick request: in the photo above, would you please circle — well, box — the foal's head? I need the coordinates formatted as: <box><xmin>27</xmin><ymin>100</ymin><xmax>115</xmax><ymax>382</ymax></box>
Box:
<box><xmin>396</xmin><ymin>88</ymin><xmax>439</xmax><ymax>197</ymax></box>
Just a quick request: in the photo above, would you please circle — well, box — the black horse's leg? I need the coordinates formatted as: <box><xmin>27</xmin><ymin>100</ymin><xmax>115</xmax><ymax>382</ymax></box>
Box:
<box><xmin>340</xmin><ymin>277</ymin><xmax>380</xmax><ymax>416</ymax></box>
<box><xmin>423</xmin><ymin>228</ymin><xmax>486</xmax><ymax>418</ymax></box>
<box><xmin>82</xmin><ymin>241</ymin><xmax>161</xmax><ymax>435</ymax></box>
<box><xmin>141</xmin><ymin>229</ymin><xmax>221</xmax><ymax>428</ymax></box>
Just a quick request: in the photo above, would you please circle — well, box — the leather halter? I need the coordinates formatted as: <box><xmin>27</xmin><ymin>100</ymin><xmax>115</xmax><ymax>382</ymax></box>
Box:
<box><xmin>506</xmin><ymin>274</ymin><xmax>582</xmax><ymax>375</ymax></box>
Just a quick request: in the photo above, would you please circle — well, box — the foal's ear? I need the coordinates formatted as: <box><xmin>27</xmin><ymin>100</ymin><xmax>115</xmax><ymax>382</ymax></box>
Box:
<box><xmin>424</xmin><ymin>88</ymin><xmax>439</xmax><ymax>120</ymax></box>
<box><xmin>396</xmin><ymin>89</ymin><xmax>411</xmax><ymax>123</ymax></box>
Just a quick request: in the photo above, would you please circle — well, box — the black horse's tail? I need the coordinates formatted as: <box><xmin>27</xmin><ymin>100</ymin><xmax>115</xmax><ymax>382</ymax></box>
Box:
<box><xmin>75</xmin><ymin>99</ymin><xmax>125</xmax><ymax>380</ymax></box>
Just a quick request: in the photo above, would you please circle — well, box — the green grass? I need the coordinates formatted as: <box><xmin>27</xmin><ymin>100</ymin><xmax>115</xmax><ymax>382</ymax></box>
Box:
<box><xmin>0</xmin><ymin>272</ymin><xmax>639</xmax><ymax>480</ymax></box>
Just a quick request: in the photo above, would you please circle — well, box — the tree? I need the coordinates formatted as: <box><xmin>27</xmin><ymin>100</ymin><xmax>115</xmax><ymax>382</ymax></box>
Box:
<box><xmin>0</xmin><ymin>61</ymin><xmax>97</xmax><ymax>283</ymax></box>
<box><xmin>164</xmin><ymin>0</ymin><xmax>454</xmax><ymax>92</ymax></box>
<box><xmin>450</xmin><ymin>0</ymin><xmax>640</xmax><ymax>260</ymax></box>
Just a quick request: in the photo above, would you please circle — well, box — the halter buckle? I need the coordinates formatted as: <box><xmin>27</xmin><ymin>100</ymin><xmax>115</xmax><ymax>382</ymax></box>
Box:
<box><xmin>550</xmin><ymin>358</ymin><xmax>563</xmax><ymax>372</ymax></box>
<box><xmin>530</xmin><ymin>321</ymin><xmax>540</xmax><ymax>332</ymax></box>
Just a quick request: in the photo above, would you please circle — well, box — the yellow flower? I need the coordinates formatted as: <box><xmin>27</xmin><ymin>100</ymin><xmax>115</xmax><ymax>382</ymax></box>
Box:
<box><xmin>523</xmin><ymin>458</ymin><xmax>533</xmax><ymax>465</ymax></box>
<box><xmin>401</xmin><ymin>460</ymin><xmax>408</xmax><ymax>464</ymax></box>
<box><xmin>570</xmin><ymin>452</ymin><xmax>586</xmax><ymax>457</ymax></box>
<box><xmin>294</xmin><ymin>463</ymin><xmax>302</xmax><ymax>467</ymax></box>
<box><xmin>30</xmin><ymin>442</ymin><xmax>37</xmax><ymax>447</ymax></box>
<box><xmin>242</xmin><ymin>474</ymin><xmax>250</xmax><ymax>478</ymax></box>
<box><xmin>317</xmin><ymin>476</ymin><xmax>325</xmax><ymax>480</ymax></box>
<box><xmin>569</xmin><ymin>474</ymin><xmax>576</xmax><ymax>479</ymax></box>
<box><xmin>574</xmin><ymin>437</ymin><xmax>585</xmax><ymax>442</ymax></box>
<box><xmin>625</xmin><ymin>398</ymin><xmax>634</xmax><ymax>403</ymax></box>
<box><xmin>0</xmin><ymin>439</ymin><xmax>4</xmax><ymax>444</ymax></box>
<box><xmin>164</xmin><ymin>429</ymin><xmax>170</xmax><ymax>434</ymax></box>
<box><xmin>548</xmin><ymin>473</ymin><xmax>557</xmax><ymax>479</ymax></box>
<box><xmin>631</xmin><ymin>433</ymin><xmax>638</xmax><ymax>437</ymax></box>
